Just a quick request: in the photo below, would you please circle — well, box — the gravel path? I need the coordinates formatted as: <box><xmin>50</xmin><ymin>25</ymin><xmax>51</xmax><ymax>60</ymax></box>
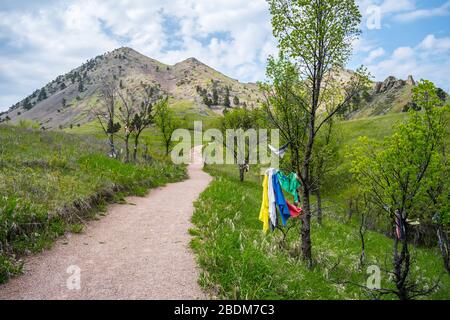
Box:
<box><xmin>0</xmin><ymin>146</ymin><xmax>211</xmax><ymax>300</ymax></box>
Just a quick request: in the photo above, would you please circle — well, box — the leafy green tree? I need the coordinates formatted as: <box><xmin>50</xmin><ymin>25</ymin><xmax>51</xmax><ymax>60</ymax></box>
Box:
<box><xmin>221</xmin><ymin>107</ymin><xmax>262</xmax><ymax>181</ymax></box>
<box><xmin>154</xmin><ymin>98</ymin><xmax>179</xmax><ymax>155</ymax></box>
<box><xmin>350</xmin><ymin>80</ymin><xmax>449</xmax><ymax>299</ymax></box>
<box><xmin>267</xmin><ymin>0</ymin><xmax>365</xmax><ymax>265</ymax></box>
<box><xmin>311</xmin><ymin>117</ymin><xmax>340</xmax><ymax>224</ymax></box>
<box><xmin>261</xmin><ymin>55</ymin><xmax>307</xmax><ymax>188</ymax></box>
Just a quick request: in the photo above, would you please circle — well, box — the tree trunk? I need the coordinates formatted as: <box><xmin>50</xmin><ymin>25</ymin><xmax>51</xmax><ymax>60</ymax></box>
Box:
<box><xmin>133</xmin><ymin>133</ymin><xmax>140</xmax><ymax>162</ymax></box>
<box><xmin>124</xmin><ymin>134</ymin><xmax>130</xmax><ymax>163</ymax></box>
<box><xmin>393</xmin><ymin>217</ymin><xmax>411</xmax><ymax>300</ymax></box>
<box><xmin>300</xmin><ymin>118</ymin><xmax>314</xmax><ymax>267</ymax></box>
<box><xmin>316</xmin><ymin>188</ymin><xmax>323</xmax><ymax>225</ymax></box>
<box><xmin>108</xmin><ymin>133</ymin><xmax>116</xmax><ymax>158</ymax></box>
<box><xmin>165</xmin><ymin>142</ymin><xmax>170</xmax><ymax>156</ymax></box>
<box><xmin>239</xmin><ymin>165</ymin><xmax>245</xmax><ymax>182</ymax></box>
<box><xmin>359</xmin><ymin>212</ymin><xmax>366</xmax><ymax>269</ymax></box>
<box><xmin>301</xmin><ymin>185</ymin><xmax>312</xmax><ymax>267</ymax></box>
<box><xmin>437</xmin><ymin>225</ymin><xmax>450</xmax><ymax>275</ymax></box>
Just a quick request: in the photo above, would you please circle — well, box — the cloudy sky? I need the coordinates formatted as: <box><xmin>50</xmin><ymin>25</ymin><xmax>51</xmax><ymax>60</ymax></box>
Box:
<box><xmin>0</xmin><ymin>0</ymin><xmax>449</xmax><ymax>111</ymax></box>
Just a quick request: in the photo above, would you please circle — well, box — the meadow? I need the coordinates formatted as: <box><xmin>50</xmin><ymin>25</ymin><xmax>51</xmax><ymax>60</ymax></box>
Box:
<box><xmin>190</xmin><ymin>112</ymin><xmax>450</xmax><ymax>299</ymax></box>
<box><xmin>0</xmin><ymin>123</ymin><xmax>186</xmax><ymax>283</ymax></box>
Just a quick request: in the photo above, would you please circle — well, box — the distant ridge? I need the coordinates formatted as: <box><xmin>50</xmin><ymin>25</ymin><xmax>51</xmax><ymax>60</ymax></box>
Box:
<box><xmin>1</xmin><ymin>47</ymin><xmax>262</xmax><ymax>128</ymax></box>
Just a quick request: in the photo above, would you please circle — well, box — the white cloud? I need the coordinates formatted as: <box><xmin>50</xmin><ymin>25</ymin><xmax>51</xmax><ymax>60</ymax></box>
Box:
<box><xmin>357</xmin><ymin>0</ymin><xmax>416</xmax><ymax>29</ymax></box>
<box><xmin>378</xmin><ymin>0</ymin><xmax>416</xmax><ymax>14</ymax></box>
<box><xmin>364</xmin><ymin>47</ymin><xmax>386</xmax><ymax>64</ymax></box>
<box><xmin>367</xmin><ymin>34</ymin><xmax>450</xmax><ymax>91</ymax></box>
<box><xmin>394</xmin><ymin>1</ymin><xmax>450</xmax><ymax>22</ymax></box>
<box><xmin>1</xmin><ymin>0</ymin><xmax>449</xmax><ymax>111</ymax></box>
<box><xmin>418</xmin><ymin>34</ymin><xmax>450</xmax><ymax>52</ymax></box>
<box><xmin>357</xmin><ymin>0</ymin><xmax>416</xmax><ymax>15</ymax></box>
<box><xmin>0</xmin><ymin>0</ymin><xmax>276</xmax><ymax>110</ymax></box>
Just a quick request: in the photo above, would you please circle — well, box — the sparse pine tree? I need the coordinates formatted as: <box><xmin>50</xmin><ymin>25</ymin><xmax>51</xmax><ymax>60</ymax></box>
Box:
<box><xmin>233</xmin><ymin>96</ymin><xmax>240</xmax><ymax>106</ymax></box>
<box><xmin>223</xmin><ymin>87</ymin><xmax>231</xmax><ymax>108</ymax></box>
<box><xmin>202</xmin><ymin>94</ymin><xmax>212</xmax><ymax>108</ymax></box>
<box><xmin>23</xmin><ymin>97</ymin><xmax>33</xmax><ymax>110</ymax></box>
<box><xmin>38</xmin><ymin>88</ymin><xmax>47</xmax><ymax>101</ymax></box>
<box><xmin>212</xmin><ymin>88</ymin><xmax>219</xmax><ymax>105</ymax></box>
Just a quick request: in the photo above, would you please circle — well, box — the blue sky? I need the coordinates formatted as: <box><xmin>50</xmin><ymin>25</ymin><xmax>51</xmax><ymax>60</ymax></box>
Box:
<box><xmin>0</xmin><ymin>0</ymin><xmax>449</xmax><ymax>111</ymax></box>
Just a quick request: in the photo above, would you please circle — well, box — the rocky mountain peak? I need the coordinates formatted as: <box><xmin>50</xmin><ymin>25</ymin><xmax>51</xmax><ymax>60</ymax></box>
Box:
<box><xmin>373</xmin><ymin>75</ymin><xmax>415</xmax><ymax>94</ymax></box>
<box><xmin>1</xmin><ymin>48</ymin><xmax>262</xmax><ymax>128</ymax></box>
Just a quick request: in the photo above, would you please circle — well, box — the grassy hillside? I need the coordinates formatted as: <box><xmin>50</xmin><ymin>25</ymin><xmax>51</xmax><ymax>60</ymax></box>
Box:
<box><xmin>0</xmin><ymin>124</ymin><xmax>186</xmax><ymax>283</ymax></box>
<box><xmin>1</xmin><ymin>47</ymin><xmax>260</xmax><ymax>129</ymax></box>
<box><xmin>190</xmin><ymin>113</ymin><xmax>449</xmax><ymax>299</ymax></box>
<box><xmin>322</xmin><ymin>112</ymin><xmax>449</xmax><ymax>231</ymax></box>
<box><xmin>191</xmin><ymin>165</ymin><xmax>449</xmax><ymax>300</ymax></box>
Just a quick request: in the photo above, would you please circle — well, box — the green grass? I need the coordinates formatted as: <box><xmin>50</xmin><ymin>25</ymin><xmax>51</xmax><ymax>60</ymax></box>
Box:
<box><xmin>170</xmin><ymin>99</ymin><xmax>220</xmax><ymax>130</ymax></box>
<box><xmin>191</xmin><ymin>163</ymin><xmax>449</xmax><ymax>300</ymax></box>
<box><xmin>191</xmin><ymin>112</ymin><xmax>449</xmax><ymax>300</ymax></box>
<box><xmin>0</xmin><ymin>124</ymin><xmax>186</xmax><ymax>283</ymax></box>
<box><xmin>322</xmin><ymin>111</ymin><xmax>449</xmax><ymax>232</ymax></box>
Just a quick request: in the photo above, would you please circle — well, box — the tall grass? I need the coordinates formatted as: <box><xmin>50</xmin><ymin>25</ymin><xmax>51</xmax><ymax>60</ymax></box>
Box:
<box><xmin>0</xmin><ymin>125</ymin><xmax>186</xmax><ymax>283</ymax></box>
<box><xmin>191</xmin><ymin>164</ymin><xmax>449</xmax><ymax>299</ymax></box>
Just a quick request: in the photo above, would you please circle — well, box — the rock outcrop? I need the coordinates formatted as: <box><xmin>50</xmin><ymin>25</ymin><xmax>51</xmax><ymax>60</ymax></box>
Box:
<box><xmin>374</xmin><ymin>75</ymin><xmax>414</xmax><ymax>94</ymax></box>
<box><xmin>406</xmin><ymin>75</ymin><xmax>415</xmax><ymax>86</ymax></box>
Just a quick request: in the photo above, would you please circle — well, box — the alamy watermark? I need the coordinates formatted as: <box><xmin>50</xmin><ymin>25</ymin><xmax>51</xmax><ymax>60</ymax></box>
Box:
<box><xmin>66</xmin><ymin>265</ymin><xmax>81</xmax><ymax>291</ymax></box>
<box><xmin>366</xmin><ymin>5</ymin><xmax>381</xmax><ymax>30</ymax></box>
<box><xmin>366</xmin><ymin>265</ymin><xmax>381</xmax><ymax>290</ymax></box>
<box><xmin>170</xmin><ymin>121</ymin><xmax>281</xmax><ymax>168</ymax></box>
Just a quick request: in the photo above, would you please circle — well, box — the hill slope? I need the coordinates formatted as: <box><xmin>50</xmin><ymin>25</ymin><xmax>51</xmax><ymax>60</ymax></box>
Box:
<box><xmin>2</xmin><ymin>47</ymin><xmax>447</xmax><ymax>127</ymax></box>
<box><xmin>1</xmin><ymin>47</ymin><xmax>262</xmax><ymax>129</ymax></box>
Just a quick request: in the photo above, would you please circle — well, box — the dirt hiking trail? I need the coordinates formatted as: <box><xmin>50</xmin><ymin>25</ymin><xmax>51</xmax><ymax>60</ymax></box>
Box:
<box><xmin>0</xmin><ymin>146</ymin><xmax>211</xmax><ymax>300</ymax></box>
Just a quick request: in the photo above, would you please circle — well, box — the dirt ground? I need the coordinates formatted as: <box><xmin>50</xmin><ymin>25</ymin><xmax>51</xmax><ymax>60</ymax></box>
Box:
<box><xmin>0</xmin><ymin>146</ymin><xmax>212</xmax><ymax>300</ymax></box>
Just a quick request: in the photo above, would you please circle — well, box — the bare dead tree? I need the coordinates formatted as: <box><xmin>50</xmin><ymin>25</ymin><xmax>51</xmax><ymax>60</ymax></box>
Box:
<box><xmin>92</xmin><ymin>79</ymin><xmax>121</xmax><ymax>158</ymax></box>
<box><xmin>131</xmin><ymin>84</ymin><xmax>160</xmax><ymax>162</ymax></box>
<box><xmin>329</xmin><ymin>254</ymin><xmax>442</xmax><ymax>300</ymax></box>
<box><xmin>117</xmin><ymin>88</ymin><xmax>135</xmax><ymax>162</ymax></box>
